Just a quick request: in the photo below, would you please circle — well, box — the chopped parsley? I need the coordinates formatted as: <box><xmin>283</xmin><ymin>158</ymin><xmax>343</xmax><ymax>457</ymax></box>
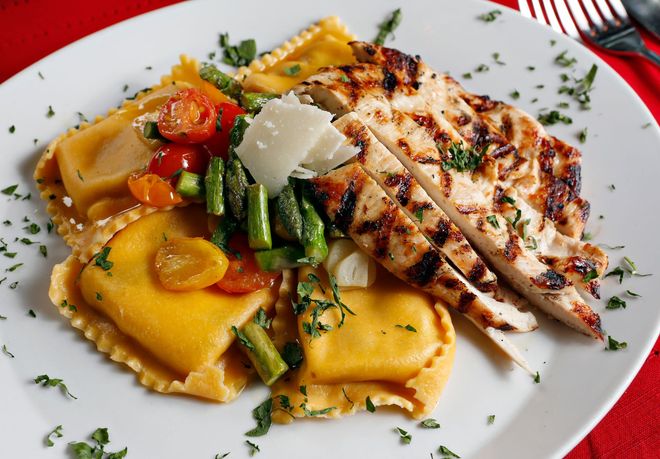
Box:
<box><xmin>420</xmin><ymin>418</ymin><xmax>441</xmax><ymax>429</ymax></box>
<box><xmin>626</xmin><ymin>290</ymin><xmax>642</xmax><ymax>298</ymax></box>
<box><xmin>28</xmin><ymin>309</ymin><xmax>36</xmax><ymax>318</ymax></box>
<box><xmin>93</xmin><ymin>247</ymin><xmax>114</xmax><ymax>271</ymax></box>
<box><xmin>5</xmin><ymin>263</ymin><xmax>23</xmax><ymax>272</ymax></box>
<box><xmin>8</xmin><ymin>125</ymin><xmax>15</xmax><ymax>134</ymax></box>
<box><xmin>39</xmin><ymin>245</ymin><xmax>48</xmax><ymax>257</ymax></box>
<box><xmin>623</xmin><ymin>256</ymin><xmax>652</xmax><ymax>277</ymax></box>
<box><xmin>231</xmin><ymin>326</ymin><xmax>254</xmax><ymax>351</ymax></box>
<box><xmin>342</xmin><ymin>388</ymin><xmax>354</xmax><ymax>407</ymax></box>
<box><xmin>395</xmin><ymin>324</ymin><xmax>417</xmax><ymax>332</ymax></box>
<box><xmin>462</xmin><ymin>72</ymin><xmax>472</xmax><ymax>80</ymax></box>
<box><xmin>606</xmin><ymin>296</ymin><xmax>626</xmax><ymax>310</ymax></box>
<box><xmin>395</xmin><ymin>427</ymin><xmax>412</xmax><ymax>444</ymax></box>
<box><xmin>478</xmin><ymin>9</ymin><xmax>502</xmax><ymax>22</ymax></box>
<box><xmin>558</xmin><ymin>64</ymin><xmax>598</xmax><ymax>109</ymax></box>
<box><xmin>245</xmin><ymin>398</ymin><xmax>273</xmax><ymax>437</ymax></box>
<box><xmin>492</xmin><ymin>52</ymin><xmax>506</xmax><ymax>65</ymax></box>
<box><xmin>486</xmin><ymin>215</ymin><xmax>500</xmax><ymax>229</ymax></box>
<box><xmin>339</xmin><ymin>74</ymin><xmax>350</xmax><ymax>83</ymax></box>
<box><xmin>579</xmin><ymin>127</ymin><xmax>588</xmax><ymax>143</ymax></box>
<box><xmin>606</xmin><ymin>336</ymin><xmax>627</xmax><ymax>351</ymax></box>
<box><xmin>510</xmin><ymin>89</ymin><xmax>520</xmax><ymax>100</ymax></box>
<box><xmin>46</xmin><ymin>105</ymin><xmax>55</xmax><ymax>118</ymax></box>
<box><xmin>215</xmin><ymin>454</ymin><xmax>230</xmax><ymax>459</ymax></box>
<box><xmin>608</xmin><ymin>184</ymin><xmax>616</xmax><ymax>191</ymax></box>
<box><xmin>281</xmin><ymin>341</ymin><xmax>303</xmax><ymax>368</ymax></box>
<box><xmin>533</xmin><ymin>371</ymin><xmax>541</xmax><ymax>384</ymax></box>
<box><xmin>296</xmin><ymin>274</ymin><xmax>356</xmax><ymax>340</ymax></box>
<box><xmin>487</xmin><ymin>414</ymin><xmax>496</xmax><ymax>425</ymax></box>
<box><xmin>2</xmin><ymin>344</ymin><xmax>14</xmax><ymax>358</ymax></box>
<box><xmin>69</xmin><ymin>427</ymin><xmax>127</xmax><ymax>459</ymax></box>
<box><xmin>538</xmin><ymin>110</ymin><xmax>572</xmax><ymax>126</ymax></box>
<box><xmin>366</xmin><ymin>395</ymin><xmax>376</xmax><ymax>413</ymax></box>
<box><xmin>284</xmin><ymin>64</ymin><xmax>301</xmax><ymax>76</ymax></box>
<box><xmin>415</xmin><ymin>207</ymin><xmax>425</xmax><ymax>223</ymax></box>
<box><xmin>501</xmin><ymin>196</ymin><xmax>516</xmax><ymax>206</ymax></box>
<box><xmin>526</xmin><ymin>66</ymin><xmax>536</xmax><ymax>71</ymax></box>
<box><xmin>558</xmin><ymin>102</ymin><xmax>570</xmax><ymax>109</ymax></box>
<box><xmin>34</xmin><ymin>374</ymin><xmax>77</xmax><ymax>399</ymax></box>
<box><xmin>374</xmin><ymin>8</ymin><xmax>402</xmax><ymax>45</ymax></box>
<box><xmin>60</xmin><ymin>299</ymin><xmax>77</xmax><ymax>312</ymax></box>
<box><xmin>438</xmin><ymin>445</ymin><xmax>461</xmax><ymax>458</ymax></box>
<box><xmin>253</xmin><ymin>308</ymin><xmax>271</xmax><ymax>329</ymax></box>
<box><xmin>599</xmin><ymin>243</ymin><xmax>624</xmax><ymax>250</ymax></box>
<box><xmin>555</xmin><ymin>50</ymin><xmax>577</xmax><ymax>67</ymax></box>
<box><xmin>96</xmin><ymin>292</ymin><xmax>103</xmax><ymax>301</ymax></box>
<box><xmin>24</xmin><ymin>222</ymin><xmax>40</xmax><ymax>234</ymax></box>
<box><xmin>2</xmin><ymin>184</ymin><xmax>18</xmax><ymax>195</ymax></box>
<box><xmin>219</xmin><ymin>33</ymin><xmax>257</xmax><ymax>67</ymax></box>
<box><xmin>475</xmin><ymin>63</ymin><xmax>489</xmax><ymax>73</ymax></box>
<box><xmin>46</xmin><ymin>425</ymin><xmax>63</xmax><ymax>447</ymax></box>
<box><xmin>245</xmin><ymin>440</ymin><xmax>260</xmax><ymax>456</ymax></box>
<box><xmin>440</xmin><ymin>141</ymin><xmax>486</xmax><ymax>172</ymax></box>
<box><xmin>583</xmin><ymin>269</ymin><xmax>598</xmax><ymax>283</ymax></box>
<box><xmin>505</xmin><ymin>208</ymin><xmax>522</xmax><ymax>229</ymax></box>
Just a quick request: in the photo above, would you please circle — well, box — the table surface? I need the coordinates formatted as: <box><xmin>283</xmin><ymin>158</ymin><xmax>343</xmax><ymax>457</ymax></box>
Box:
<box><xmin>0</xmin><ymin>1</ymin><xmax>658</xmax><ymax>458</ymax></box>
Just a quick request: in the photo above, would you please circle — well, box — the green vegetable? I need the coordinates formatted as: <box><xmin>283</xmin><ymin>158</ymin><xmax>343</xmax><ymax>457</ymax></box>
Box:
<box><xmin>175</xmin><ymin>171</ymin><xmax>205</xmax><ymax>198</ymax></box>
<box><xmin>226</xmin><ymin>159</ymin><xmax>250</xmax><ymax>221</ymax></box>
<box><xmin>199</xmin><ymin>64</ymin><xmax>242</xmax><ymax>100</ymax></box>
<box><xmin>254</xmin><ymin>245</ymin><xmax>306</xmax><ymax>271</ymax></box>
<box><xmin>34</xmin><ymin>374</ymin><xmax>77</xmax><ymax>399</ymax></box>
<box><xmin>247</xmin><ymin>184</ymin><xmax>272</xmax><ymax>250</ymax></box>
<box><xmin>142</xmin><ymin>121</ymin><xmax>164</xmax><ymax>140</ymax></box>
<box><xmin>276</xmin><ymin>184</ymin><xmax>303</xmax><ymax>241</ymax></box>
<box><xmin>210</xmin><ymin>215</ymin><xmax>239</xmax><ymax>257</ymax></box>
<box><xmin>300</xmin><ymin>195</ymin><xmax>328</xmax><ymax>264</ymax></box>
<box><xmin>374</xmin><ymin>8</ymin><xmax>402</xmax><ymax>45</ymax></box>
<box><xmin>239</xmin><ymin>322</ymin><xmax>289</xmax><ymax>386</ymax></box>
<box><xmin>205</xmin><ymin>157</ymin><xmax>225</xmax><ymax>216</ymax></box>
<box><xmin>240</xmin><ymin>92</ymin><xmax>278</xmax><ymax>113</ymax></box>
<box><xmin>228</xmin><ymin>114</ymin><xmax>251</xmax><ymax>158</ymax></box>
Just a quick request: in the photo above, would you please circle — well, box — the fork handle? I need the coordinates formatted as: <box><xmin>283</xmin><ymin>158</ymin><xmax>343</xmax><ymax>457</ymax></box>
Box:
<box><xmin>638</xmin><ymin>48</ymin><xmax>660</xmax><ymax>68</ymax></box>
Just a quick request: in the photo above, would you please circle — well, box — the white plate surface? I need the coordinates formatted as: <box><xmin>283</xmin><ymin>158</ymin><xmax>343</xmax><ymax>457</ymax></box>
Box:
<box><xmin>0</xmin><ymin>1</ymin><xmax>658</xmax><ymax>458</ymax></box>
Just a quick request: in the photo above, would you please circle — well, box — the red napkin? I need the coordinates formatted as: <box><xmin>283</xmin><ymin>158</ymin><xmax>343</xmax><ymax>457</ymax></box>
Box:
<box><xmin>0</xmin><ymin>1</ymin><xmax>658</xmax><ymax>457</ymax></box>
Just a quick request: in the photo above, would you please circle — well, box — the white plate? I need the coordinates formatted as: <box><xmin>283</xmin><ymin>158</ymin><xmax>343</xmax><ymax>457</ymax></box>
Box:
<box><xmin>0</xmin><ymin>0</ymin><xmax>658</xmax><ymax>457</ymax></box>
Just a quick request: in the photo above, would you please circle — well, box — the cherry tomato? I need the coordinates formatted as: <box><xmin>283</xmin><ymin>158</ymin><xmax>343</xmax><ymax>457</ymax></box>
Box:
<box><xmin>158</xmin><ymin>88</ymin><xmax>217</xmax><ymax>143</ymax></box>
<box><xmin>128</xmin><ymin>173</ymin><xmax>183</xmax><ymax>208</ymax></box>
<box><xmin>203</xmin><ymin>102</ymin><xmax>246</xmax><ymax>159</ymax></box>
<box><xmin>216</xmin><ymin>233</ymin><xmax>281</xmax><ymax>293</ymax></box>
<box><xmin>147</xmin><ymin>144</ymin><xmax>210</xmax><ymax>181</ymax></box>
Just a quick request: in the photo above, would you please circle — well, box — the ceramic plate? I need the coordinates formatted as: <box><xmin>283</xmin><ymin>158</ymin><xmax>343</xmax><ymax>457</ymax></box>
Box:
<box><xmin>0</xmin><ymin>0</ymin><xmax>658</xmax><ymax>457</ymax></box>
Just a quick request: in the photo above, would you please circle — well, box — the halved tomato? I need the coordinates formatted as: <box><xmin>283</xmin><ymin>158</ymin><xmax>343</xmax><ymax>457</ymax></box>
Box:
<box><xmin>203</xmin><ymin>102</ymin><xmax>246</xmax><ymax>159</ymax></box>
<box><xmin>216</xmin><ymin>233</ymin><xmax>281</xmax><ymax>293</ymax></box>
<box><xmin>127</xmin><ymin>173</ymin><xmax>183</xmax><ymax>208</ymax></box>
<box><xmin>147</xmin><ymin>143</ymin><xmax>210</xmax><ymax>181</ymax></box>
<box><xmin>158</xmin><ymin>88</ymin><xmax>216</xmax><ymax>143</ymax></box>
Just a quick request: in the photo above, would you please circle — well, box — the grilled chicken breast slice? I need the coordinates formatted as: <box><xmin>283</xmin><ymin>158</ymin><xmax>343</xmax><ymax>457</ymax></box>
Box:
<box><xmin>333</xmin><ymin>112</ymin><xmax>498</xmax><ymax>293</ymax></box>
<box><xmin>296</xmin><ymin>62</ymin><xmax>607</xmax><ymax>299</ymax></box>
<box><xmin>310</xmin><ymin>162</ymin><xmax>537</xmax><ymax>368</ymax></box>
<box><xmin>296</xmin><ymin>77</ymin><xmax>603</xmax><ymax>339</ymax></box>
<box><xmin>349</xmin><ymin>41</ymin><xmax>589</xmax><ymax>240</ymax></box>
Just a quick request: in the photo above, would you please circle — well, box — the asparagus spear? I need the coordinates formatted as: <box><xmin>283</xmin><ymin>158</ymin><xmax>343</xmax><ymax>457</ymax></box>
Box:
<box><xmin>247</xmin><ymin>183</ymin><xmax>272</xmax><ymax>250</ymax></box>
<box><xmin>228</xmin><ymin>115</ymin><xmax>251</xmax><ymax>159</ymax></box>
<box><xmin>225</xmin><ymin>116</ymin><xmax>251</xmax><ymax>221</ymax></box>
<box><xmin>276</xmin><ymin>184</ymin><xmax>303</xmax><ymax>241</ymax></box>
<box><xmin>142</xmin><ymin>121</ymin><xmax>165</xmax><ymax>140</ymax></box>
<box><xmin>239</xmin><ymin>322</ymin><xmax>289</xmax><ymax>386</ymax></box>
<box><xmin>205</xmin><ymin>157</ymin><xmax>225</xmax><ymax>216</ymax></box>
<box><xmin>240</xmin><ymin>92</ymin><xmax>278</xmax><ymax>113</ymax></box>
<box><xmin>175</xmin><ymin>171</ymin><xmax>205</xmax><ymax>199</ymax></box>
<box><xmin>300</xmin><ymin>194</ymin><xmax>328</xmax><ymax>263</ymax></box>
<box><xmin>199</xmin><ymin>64</ymin><xmax>242</xmax><ymax>100</ymax></box>
<box><xmin>254</xmin><ymin>245</ymin><xmax>306</xmax><ymax>271</ymax></box>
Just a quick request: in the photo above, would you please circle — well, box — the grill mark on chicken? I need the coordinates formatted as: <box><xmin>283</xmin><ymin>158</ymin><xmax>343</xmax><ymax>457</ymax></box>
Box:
<box><xmin>458</xmin><ymin>291</ymin><xmax>477</xmax><ymax>313</ymax></box>
<box><xmin>467</xmin><ymin>94</ymin><xmax>500</xmax><ymax>112</ymax></box>
<box><xmin>468</xmin><ymin>259</ymin><xmax>488</xmax><ymax>284</ymax></box>
<box><xmin>531</xmin><ymin>270</ymin><xmax>569</xmax><ymax>290</ymax></box>
<box><xmin>491</xmin><ymin>144</ymin><xmax>517</xmax><ymax>159</ymax></box>
<box><xmin>384</xmin><ymin>171</ymin><xmax>413</xmax><ymax>206</ymax></box>
<box><xmin>504</xmin><ymin>233</ymin><xmax>522</xmax><ymax>261</ymax></box>
<box><xmin>410</xmin><ymin>113</ymin><xmax>452</xmax><ymax>144</ymax></box>
<box><xmin>333</xmin><ymin>180</ymin><xmax>358</xmax><ymax>233</ymax></box>
<box><xmin>572</xmin><ymin>302</ymin><xmax>603</xmax><ymax>336</ymax></box>
<box><xmin>382</xmin><ymin>69</ymin><xmax>398</xmax><ymax>93</ymax></box>
<box><xmin>456</xmin><ymin>114</ymin><xmax>471</xmax><ymax>126</ymax></box>
<box><xmin>404</xmin><ymin>250</ymin><xmax>442</xmax><ymax>287</ymax></box>
<box><xmin>431</xmin><ymin>219</ymin><xmax>451</xmax><ymax>246</ymax></box>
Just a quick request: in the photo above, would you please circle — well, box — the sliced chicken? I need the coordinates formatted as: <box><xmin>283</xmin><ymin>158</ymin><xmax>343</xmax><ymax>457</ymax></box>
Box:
<box><xmin>296</xmin><ymin>70</ymin><xmax>604</xmax><ymax>340</ymax></box>
<box><xmin>310</xmin><ymin>162</ymin><xmax>536</xmax><ymax>369</ymax></box>
<box><xmin>349</xmin><ymin>41</ymin><xmax>589</xmax><ymax>240</ymax></box>
<box><xmin>333</xmin><ymin>112</ymin><xmax>498</xmax><ymax>293</ymax></box>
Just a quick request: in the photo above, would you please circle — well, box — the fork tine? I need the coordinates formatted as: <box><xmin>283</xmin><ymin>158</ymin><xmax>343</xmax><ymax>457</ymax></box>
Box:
<box><xmin>554</xmin><ymin>0</ymin><xmax>582</xmax><ymax>39</ymax></box>
<box><xmin>542</xmin><ymin>0</ymin><xmax>565</xmax><ymax>34</ymax></box>
<box><xmin>594</xmin><ymin>0</ymin><xmax>617</xmax><ymax>25</ymax></box>
<box><xmin>566</xmin><ymin>0</ymin><xmax>595</xmax><ymax>33</ymax></box>
<box><xmin>530</xmin><ymin>0</ymin><xmax>549</xmax><ymax>25</ymax></box>
<box><xmin>518</xmin><ymin>0</ymin><xmax>533</xmax><ymax>18</ymax></box>
<box><xmin>604</xmin><ymin>0</ymin><xmax>629</xmax><ymax>21</ymax></box>
<box><xmin>580</xmin><ymin>0</ymin><xmax>606</xmax><ymax>30</ymax></box>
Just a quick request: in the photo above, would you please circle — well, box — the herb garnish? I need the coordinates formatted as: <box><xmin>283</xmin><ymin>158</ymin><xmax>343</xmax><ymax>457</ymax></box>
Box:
<box><xmin>2</xmin><ymin>344</ymin><xmax>14</xmax><ymax>358</ymax></box>
<box><xmin>475</xmin><ymin>64</ymin><xmax>490</xmax><ymax>73</ymax></box>
<box><xmin>510</xmin><ymin>89</ymin><xmax>520</xmax><ymax>100</ymax></box>
<box><xmin>478</xmin><ymin>10</ymin><xmax>502</xmax><ymax>22</ymax></box>
<box><xmin>46</xmin><ymin>105</ymin><xmax>55</xmax><ymax>118</ymax></box>
<box><xmin>245</xmin><ymin>440</ymin><xmax>260</xmax><ymax>456</ymax></box>
<box><xmin>486</xmin><ymin>215</ymin><xmax>500</xmax><ymax>229</ymax></box>
<box><xmin>462</xmin><ymin>72</ymin><xmax>472</xmax><ymax>79</ymax></box>
<box><xmin>487</xmin><ymin>414</ymin><xmax>496</xmax><ymax>425</ymax></box>
<box><xmin>606</xmin><ymin>296</ymin><xmax>626</xmax><ymax>310</ymax></box>
<box><xmin>438</xmin><ymin>445</ymin><xmax>461</xmax><ymax>458</ymax></box>
<box><xmin>579</xmin><ymin>127</ymin><xmax>588</xmax><ymax>143</ymax></box>
<box><xmin>46</xmin><ymin>425</ymin><xmax>63</xmax><ymax>447</ymax></box>
<box><xmin>215</xmin><ymin>454</ymin><xmax>230</xmax><ymax>459</ymax></box>
<box><xmin>231</xmin><ymin>326</ymin><xmax>255</xmax><ymax>350</ymax></box>
<box><xmin>395</xmin><ymin>427</ymin><xmax>412</xmax><ymax>444</ymax></box>
<box><xmin>395</xmin><ymin>324</ymin><xmax>417</xmax><ymax>332</ymax></box>
<box><xmin>69</xmin><ymin>427</ymin><xmax>127</xmax><ymax>459</ymax></box>
<box><xmin>2</xmin><ymin>184</ymin><xmax>18</xmax><ymax>195</ymax></box>
<box><xmin>245</xmin><ymin>398</ymin><xmax>273</xmax><ymax>437</ymax></box>
<box><xmin>626</xmin><ymin>290</ymin><xmax>642</xmax><ymax>298</ymax></box>
<box><xmin>415</xmin><ymin>207</ymin><xmax>425</xmax><ymax>223</ymax></box>
<box><xmin>492</xmin><ymin>52</ymin><xmax>506</xmax><ymax>65</ymax></box>
<box><xmin>219</xmin><ymin>33</ymin><xmax>257</xmax><ymax>67</ymax></box>
<box><xmin>420</xmin><ymin>418</ymin><xmax>441</xmax><ymax>429</ymax></box>
<box><xmin>538</xmin><ymin>110</ymin><xmax>572</xmax><ymax>126</ymax></box>
<box><xmin>253</xmin><ymin>308</ymin><xmax>271</xmax><ymax>329</ymax></box>
<box><xmin>34</xmin><ymin>374</ymin><xmax>77</xmax><ymax>399</ymax></box>
<box><xmin>555</xmin><ymin>50</ymin><xmax>577</xmax><ymax>67</ymax></box>
<box><xmin>93</xmin><ymin>247</ymin><xmax>114</xmax><ymax>271</ymax></box>
<box><xmin>296</xmin><ymin>274</ymin><xmax>355</xmax><ymax>340</ymax></box>
<box><xmin>623</xmin><ymin>256</ymin><xmax>652</xmax><ymax>277</ymax></box>
<box><xmin>583</xmin><ymin>269</ymin><xmax>598</xmax><ymax>283</ymax></box>
<box><xmin>606</xmin><ymin>336</ymin><xmax>627</xmax><ymax>351</ymax></box>
<box><xmin>281</xmin><ymin>341</ymin><xmax>303</xmax><ymax>368</ymax></box>
<box><xmin>8</xmin><ymin>125</ymin><xmax>15</xmax><ymax>134</ymax></box>
<box><xmin>40</xmin><ymin>245</ymin><xmax>48</xmax><ymax>257</ymax></box>
<box><xmin>6</xmin><ymin>263</ymin><xmax>23</xmax><ymax>272</ymax></box>
<box><xmin>533</xmin><ymin>371</ymin><xmax>541</xmax><ymax>384</ymax></box>
<box><xmin>604</xmin><ymin>266</ymin><xmax>625</xmax><ymax>283</ymax></box>
<box><xmin>61</xmin><ymin>299</ymin><xmax>77</xmax><ymax>312</ymax></box>
<box><xmin>284</xmin><ymin>64</ymin><xmax>301</xmax><ymax>76</ymax></box>
<box><xmin>374</xmin><ymin>8</ymin><xmax>402</xmax><ymax>45</ymax></box>
<box><xmin>440</xmin><ymin>141</ymin><xmax>487</xmax><ymax>172</ymax></box>
<box><xmin>365</xmin><ymin>396</ymin><xmax>376</xmax><ymax>413</ymax></box>
<box><xmin>558</xmin><ymin>64</ymin><xmax>598</xmax><ymax>109</ymax></box>
<box><xmin>28</xmin><ymin>309</ymin><xmax>36</xmax><ymax>317</ymax></box>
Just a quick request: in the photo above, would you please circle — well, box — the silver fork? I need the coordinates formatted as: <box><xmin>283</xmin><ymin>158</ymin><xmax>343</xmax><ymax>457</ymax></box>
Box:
<box><xmin>519</xmin><ymin>0</ymin><xmax>660</xmax><ymax>67</ymax></box>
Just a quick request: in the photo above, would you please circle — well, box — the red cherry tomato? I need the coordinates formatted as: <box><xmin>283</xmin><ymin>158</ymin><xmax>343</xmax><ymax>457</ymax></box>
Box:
<box><xmin>203</xmin><ymin>102</ymin><xmax>246</xmax><ymax>159</ymax></box>
<box><xmin>147</xmin><ymin>144</ymin><xmax>210</xmax><ymax>181</ymax></box>
<box><xmin>157</xmin><ymin>88</ymin><xmax>217</xmax><ymax>143</ymax></box>
<box><xmin>216</xmin><ymin>234</ymin><xmax>281</xmax><ymax>293</ymax></box>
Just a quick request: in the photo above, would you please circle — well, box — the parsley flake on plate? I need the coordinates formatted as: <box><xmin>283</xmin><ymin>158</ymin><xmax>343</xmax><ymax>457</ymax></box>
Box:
<box><xmin>366</xmin><ymin>395</ymin><xmax>376</xmax><ymax>413</ymax></box>
<box><xmin>438</xmin><ymin>445</ymin><xmax>461</xmax><ymax>458</ymax></box>
<box><xmin>69</xmin><ymin>427</ymin><xmax>127</xmax><ymax>459</ymax></box>
<box><xmin>395</xmin><ymin>427</ymin><xmax>412</xmax><ymax>444</ymax></box>
<box><xmin>34</xmin><ymin>374</ymin><xmax>77</xmax><ymax>399</ymax></box>
<box><xmin>478</xmin><ymin>9</ymin><xmax>501</xmax><ymax>22</ymax></box>
<box><xmin>46</xmin><ymin>425</ymin><xmax>63</xmax><ymax>447</ymax></box>
<box><xmin>487</xmin><ymin>414</ymin><xmax>496</xmax><ymax>425</ymax></box>
<box><xmin>2</xmin><ymin>344</ymin><xmax>14</xmax><ymax>358</ymax></box>
<box><xmin>245</xmin><ymin>398</ymin><xmax>273</xmax><ymax>437</ymax></box>
<box><xmin>606</xmin><ymin>336</ymin><xmax>627</xmax><ymax>351</ymax></box>
<box><xmin>606</xmin><ymin>296</ymin><xmax>626</xmax><ymax>310</ymax></box>
<box><xmin>245</xmin><ymin>440</ymin><xmax>260</xmax><ymax>456</ymax></box>
<box><xmin>420</xmin><ymin>418</ymin><xmax>441</xmax><ymax>429</ymax></box>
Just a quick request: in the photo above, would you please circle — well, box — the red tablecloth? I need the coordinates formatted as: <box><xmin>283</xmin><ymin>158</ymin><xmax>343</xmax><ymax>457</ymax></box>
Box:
<box><xmin>1</xmin><ymin>1</ymin><xmax>658</xmax><ymax>457</ymax></box>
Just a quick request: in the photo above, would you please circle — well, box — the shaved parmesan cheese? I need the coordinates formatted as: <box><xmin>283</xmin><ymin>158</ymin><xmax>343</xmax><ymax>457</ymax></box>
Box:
<box><xmin>235</xmin><ymin>92</ymin><xmax>357</xmax><ymax>196</ymax></box>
